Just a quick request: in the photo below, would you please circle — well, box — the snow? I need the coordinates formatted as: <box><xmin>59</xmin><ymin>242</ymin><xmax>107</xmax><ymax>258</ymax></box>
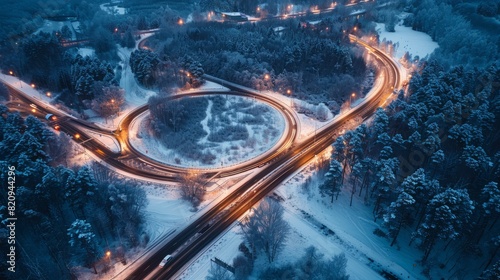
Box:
<box><xmin>192</xmin><ymin>81</ymin><xmax>229</xmax><ymax>92</ymax></box>
<box><xmin>177</xmin><ymin>225</ymin><xmax>243</xmax><ymax>280</ymax></box>
<box><xmin>222</xmin><ymin>12</ymin><xmax>246</xmax><ymax>17</ymax></box>
<box><xmin>375</xmin><ymin>22</ymin><xmax>439</xmax><ymax>60</ymax></box>
<box><xmin>142</xmin><ymin>185</ymin><xmax>193</xmax><ymax>242</ymax></box>
<box><xmin>177</xmin><ymin>159</ymin><xmax>426</xmax><ymax>280</ymax></box>
<box><xmin>129</xmin><ymin>95</ymin><xmax>286</xmax><ymax>169</ymax></box>
<box><xmin>308</xmin><ymin>20</ymin><xmax>322</xmax><ymax>25</ymax></box>
<box><xmin>35</xmin><ymin>20</ymin><xmax>78</xmax><ymax>40</ymax></box>
<box><xmin>100</xmin><ymin>3</ymin><xmax>127</xmax><ymax>15</ymax></box>
<box><xmin>78</xmin><ymin>48</ymin><xmax>95</xmax><ymax>57</ymax></box>
<box><xmin>82</xmin><ymin>130</ymin><xmax>121</xmax><ymax>153</ymax></box>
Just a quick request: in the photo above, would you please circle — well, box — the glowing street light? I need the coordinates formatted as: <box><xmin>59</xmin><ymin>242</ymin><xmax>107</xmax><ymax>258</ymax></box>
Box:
<box><xmin>178</xmin><ymin>18</ymin><xmax>184</xmax><ymax>25</ymax></box>
<box><xmin>9</xmin><ymin>70</ymin><xmax>13</xmax><ymax>75</ymax></box>
<box><xmin>350</xmin><ymin>93</ymin><xmax>356</xmax><ymax>107</ymax></box>
<box><xmin>46</xmin><ymin>92</ymin><xmax>51</xmax><ymax>97</ymax></box>
<box><xmin>31</xmin><ymin>83</ymin><xmax>35</xmax><ymax>88</ymax></box>
<box><xmin>286</xmin><ymin>89</ymin><xmax>293</xmax><ymax>107</ymax></box>
<box><xmin>264</xmin><ymin>74</ymin><xmax>270</xmax><ymax>80</ymax></box>
<box><xmin>74</xmin><ymin>133</ymin><xmax>80</xmax><ymax>139</ymax></box>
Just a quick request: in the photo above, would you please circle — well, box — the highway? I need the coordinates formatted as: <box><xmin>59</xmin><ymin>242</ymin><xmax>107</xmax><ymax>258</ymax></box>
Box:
<box><xmin>5</xmin><ymin>86</ymin><xmax>298</xmax><ymax>182</ymax></box>
<box><xmin>125</xmin><ymin>35</ymin><xmax>401</xmax><ymax>279</ymax></box>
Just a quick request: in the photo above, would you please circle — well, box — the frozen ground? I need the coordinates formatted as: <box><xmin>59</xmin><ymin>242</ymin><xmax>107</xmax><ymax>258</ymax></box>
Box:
<box><xmin>375</xmin><ymin>22</ymin><xmax>439</xmax><ymax>60</ymax></box>
<box><xmin>129</xmin><ymin>95</ymin><xmax>285</xmax><ymax>169</ymax></box>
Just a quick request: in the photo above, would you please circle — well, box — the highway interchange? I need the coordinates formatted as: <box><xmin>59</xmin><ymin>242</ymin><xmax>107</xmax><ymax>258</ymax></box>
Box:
<box><xmin>4</xmin><ymin>29</ymin><xmax>401</xmax><ymax>279</ymax></box>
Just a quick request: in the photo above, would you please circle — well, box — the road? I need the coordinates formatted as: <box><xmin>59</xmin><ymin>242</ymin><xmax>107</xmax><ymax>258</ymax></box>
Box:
<box><xmin>5</xmin><ymin>86</ymin><xmax>298</xmax><ymax>182</ymax></box>
<box><xmin>125</xmin><ymin>35</ymin><xmax>401</xmax><ymax>279</ymax></box>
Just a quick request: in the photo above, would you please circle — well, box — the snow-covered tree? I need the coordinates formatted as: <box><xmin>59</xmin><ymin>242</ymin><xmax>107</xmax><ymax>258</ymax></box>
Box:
<box><xmin>482</xmin><ymin>182</ymin><xmax>500</xmax><ymax>223</ymax></box>
<box><xmin>460</xmin><ymin>145</ymin><xmax>492</xmax><ymax>173</ymax></box>
<box><xmin>372</xmin><ymin>108</ymin><xmax>389</xmax><ymax>136</ymax></box>
<box><xmin>107</xmin><ymin>182</ymin><xmax>148</xmax><ymax>246</ymax></box>
<box><xmin>320</xmin><ymin>159</ymin><xmax>343</xmax><ymax>202</ymax></box>
<box><xmin>479</xmin><ymin>259</ymin><xmax>500</xmax><ymax>280</ymax></box>
<box><xmin>401</xmin><ymin>168</ymin><xmax>440</xmax><ymax>228</ymax></box>
<box><xmin>322</xmin><ymin>253</ymin><xmax>350</xmax><ymax>280</ymax></box>
<box><xmin>177</xmin><ymin>172</ymin><xmax>206</xmax><ymax>208</ymax></box>
<box><xmin>240</xmin><ymin>197</ymin><xmax>290</xmax><ymax>263</ymax></box>
<box><xmin>65</xmin><ymin>166</ymin><xmax>97</xmax><ymax>217</ymax></box>
<box><xmin>384</xmin><ymin>191</ymin><xmax>416</xmax><ymax>246</ymax></box>
<box><xmin>415</xmin><ymin>188</ymin><xmax>474</xmax><ymax>261</ymax></box>
<box><xmin>206</xmin><ymin>262</ymin><xmax>232</xmax><ymax>280</ymax></box>
<box><xmin>67</xmin><ymin>219</ymin><xmax>99</xmax><ymax>273</ymax></box>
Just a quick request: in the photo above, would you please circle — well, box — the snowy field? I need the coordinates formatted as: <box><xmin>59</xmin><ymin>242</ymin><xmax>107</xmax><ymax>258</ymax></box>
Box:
<box><xmin>129</xmin><ymin>95</ymin><xmax>286</xmax><ymax>169</ymax></box>
<box><xmin>375</xmin><ymin>22</ymin><xmax>439</xmax><ymax>60</ymax></box>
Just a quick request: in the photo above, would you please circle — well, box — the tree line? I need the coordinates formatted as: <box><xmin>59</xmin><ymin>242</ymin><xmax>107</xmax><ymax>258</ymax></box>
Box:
<box><xmin>0</xmin><ymin>106</ymin><xmax>148</xmax><ymax>279</ymax></box>
<box><xmin>320</xmin><ymin>61</ymin><xmax>499</xmax><ymax>278</ymax></box>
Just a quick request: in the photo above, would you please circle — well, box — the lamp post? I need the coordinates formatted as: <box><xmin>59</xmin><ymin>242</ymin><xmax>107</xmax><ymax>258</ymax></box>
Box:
<box><xmin>287</xmin><ymin>89</ymin><xmax>292</xmax><ymax>108</ymax></box>
<box><xmin>350</xmin><ymin>93</ymin><xmax>356</xmax><ymax>108</ymax></box>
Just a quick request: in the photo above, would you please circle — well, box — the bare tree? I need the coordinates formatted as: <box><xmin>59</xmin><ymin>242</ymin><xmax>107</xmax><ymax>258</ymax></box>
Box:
<box><xmin>240</xmin><ymin>197</ymin><xmax>290</xmax><ymax>263</ymax></box>
<box><xmin>91</xmin><ymin>85</ymin><xmax>125</xmax><ymax>122</ymax></box>
<box><xmin>206</xmin><ymin>261</ymin><xmax>232</xmax><ymax>280</ymax></box>
<box><xmin>177</xmin><ymin>172</ymin><xmax>206</xmax><ymax>208</ymax></box>
<box><xmin>46</xmin><ymin>133</ymin><xmax>72</xmax><ymax>166</ymax></box>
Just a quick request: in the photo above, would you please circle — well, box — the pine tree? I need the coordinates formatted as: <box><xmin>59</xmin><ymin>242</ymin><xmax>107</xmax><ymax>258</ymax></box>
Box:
<box><xmin>384</xmin><ymin>191</ymin><xmax>416</xmax><ymax>246</ymax></box>
<box><xmin>67</xmin><ymin>219</ymin><xmax>99</xmax><ymax>273</ymax></box>
<box><xmin>401</xmin><ymin>168</ymin><xmax>440</xmax><ymax>230</ymax></box>
<box><xmin>65</xmin><ymin>166</ymin><xmax>97</xmax><ymax>217</ymax></box>
<box><xmin>320</xmin><ymin>159</ymin><xmax>343</xmax><ymax>203</ymax></box>
<box><xmin>482</xmin><ymin>182</ymin><xmax>500</xmax><ymax>228</ymax></box>
<box><xmin>415</xmin><ymin>188</ymin><xmax>474</xmax><ymax>261</ymax></box>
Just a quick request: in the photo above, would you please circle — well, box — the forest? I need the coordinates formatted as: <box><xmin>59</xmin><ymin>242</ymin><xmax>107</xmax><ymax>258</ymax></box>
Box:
<box><xmin>317</xmin><ymin>61</ymin><xmax>500</xmax><ymax>278</ymax></box>
<box><xmin>0</xmin><ymin>107</ymin><xmax>149</xmax><ymax>280</ymax></box>
<box><xmin>141</xmin><ymin>17</ymin><xmax>368</xmax><ymax>109</ymax></box>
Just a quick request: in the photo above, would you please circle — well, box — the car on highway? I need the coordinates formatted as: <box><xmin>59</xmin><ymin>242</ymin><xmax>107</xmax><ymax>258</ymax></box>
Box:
<box><xmin>45</xmin><ymin>113</ymin><xmax>57</xmax><ymax>121</ymax></box>
<box><xmin>159</xmin><ymin>255</ymin><xmax>172</xmax><ymax>268</ymax></box>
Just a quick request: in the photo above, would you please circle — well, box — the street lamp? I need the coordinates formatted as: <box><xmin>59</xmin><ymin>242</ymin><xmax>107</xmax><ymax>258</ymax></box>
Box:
<box><xmin>74</xmin><ymin>133</ymin><xmax>80</xmax><ymax>139</ymax></box>
<box><xmin>31</xmin><ymin>83</ymin><xmax>35</xmax><ymax>88</ymax></box>
<box><xmin>9</xmin><ymin>71</ymin><xmax>13</xmax><ymax>75</ymax></box>
<box><xmin>286</xmin><ymin>89</ymin><xmax>292</xmax><ymax>108</ymax></box>
<box><xmin>46</xmin><ymin>92</ymin><xmax>51</xmax><ymax>97</ymax></box>
<box><xmin>350</xmin><ymin>93</ymin><xmax>356</xmax><ymax>107</ymax></box>
<box><xmin>264</xmin><ymin>74</ymin><xmax>270</xmax><ymax>80</ymax></box>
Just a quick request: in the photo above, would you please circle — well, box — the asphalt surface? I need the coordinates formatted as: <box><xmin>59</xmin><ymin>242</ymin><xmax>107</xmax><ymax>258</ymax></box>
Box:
<box><xmin>6</xmin><ymin>87</ymin><xmax>298</xmax><ymax>182</ymax></box>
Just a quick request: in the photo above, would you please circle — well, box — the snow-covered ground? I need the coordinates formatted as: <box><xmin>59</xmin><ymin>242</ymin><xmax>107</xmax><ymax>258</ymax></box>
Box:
<box><xmin>78</xmin><ymin>47</ymin><xmax>95</xmax><ymax>57</ymax></box>
<box><xmin>100</xmin><ymin>3</ymin><xmax>127</xmax><ymax>15</ymax></box>
<box><xmin>375</xmin><ymin>22</ymin><xmax>439</xmax><ymax>60</ymax></box>
<box><xmin>129</xmin><ymin>95</ymin><xmax>286</xmax><ymax>169</ymax></box>
<box><xmin>177</xmin><ymin>158</ymin><xmax>426</xmax><ymax>280</ymax></box>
